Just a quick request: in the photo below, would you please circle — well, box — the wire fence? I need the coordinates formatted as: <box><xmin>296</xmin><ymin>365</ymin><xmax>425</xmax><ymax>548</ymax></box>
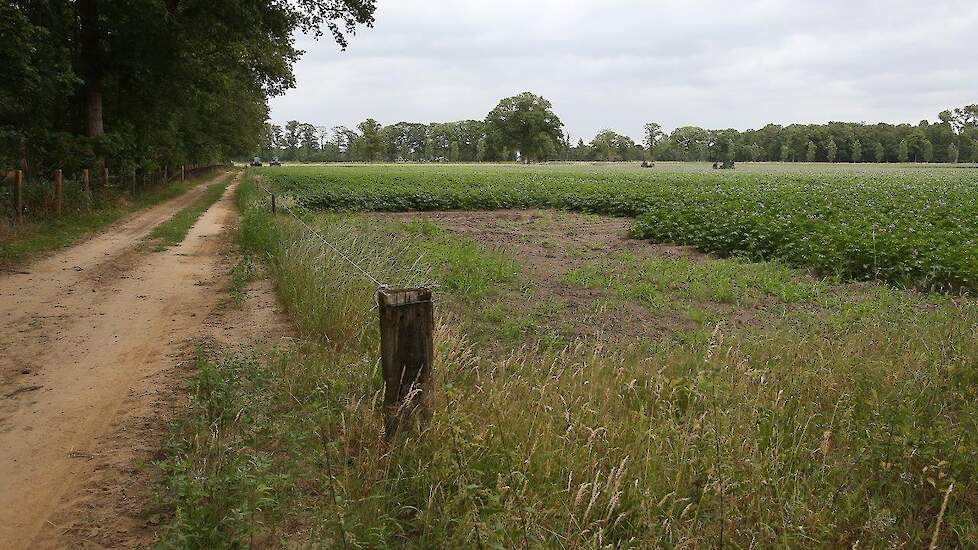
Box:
<box><xmin>252</xmin><ymin>177</ymin><xmax>436</xmax><ymax>438</ymax></box>
<box><xmin>254</xmin><ymin>179</ymin><xmax>385</xmax><ymax>289</ymax></box>
<box><xmin>1</xmin><ymin>164</ymin><xmax>223</xmax><ymax>228</ymax></box>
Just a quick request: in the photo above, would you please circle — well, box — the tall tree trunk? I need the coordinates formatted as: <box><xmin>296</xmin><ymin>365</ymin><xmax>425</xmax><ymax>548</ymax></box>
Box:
<box><xmin>79</xmin><ymin>0</ymin><xmax>104</xmax><ymax>137</ymax></box>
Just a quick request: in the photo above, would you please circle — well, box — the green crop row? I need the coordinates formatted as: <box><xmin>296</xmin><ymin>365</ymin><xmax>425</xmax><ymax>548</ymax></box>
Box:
<box><xmin>259</xmin><ymin>163</ymin><xmax>978</xmax><ymax>291</ymax></box>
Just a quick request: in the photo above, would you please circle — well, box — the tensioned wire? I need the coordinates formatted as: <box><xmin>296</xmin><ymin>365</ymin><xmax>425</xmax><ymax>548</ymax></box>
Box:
<box><xmin>254</xmin><ymin>180</ymin><xmax>384</xmax><ymax>287</ymax></box>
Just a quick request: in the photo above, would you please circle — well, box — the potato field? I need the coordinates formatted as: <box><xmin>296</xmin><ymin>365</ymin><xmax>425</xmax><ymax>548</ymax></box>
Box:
<box><xmin>261</xmin><ymin>162</ymin><xmax>978</xmax><ymax>290</ymax></box>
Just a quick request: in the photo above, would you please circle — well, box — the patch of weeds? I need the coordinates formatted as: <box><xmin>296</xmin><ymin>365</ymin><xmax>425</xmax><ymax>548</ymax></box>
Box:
<box><xmin>229</xmin><ymin>255</ymin><xmax>256</xmax><ymax>305</ymax></box>
<box><xmin>563</xmin><ymin>251</ymin><xmax>825</xmax><ymax>318</ymax></box>
<box><xmin>156</xmin><ymin>349</ymin><xmax>292</xmax><ymax>548</ymax></box>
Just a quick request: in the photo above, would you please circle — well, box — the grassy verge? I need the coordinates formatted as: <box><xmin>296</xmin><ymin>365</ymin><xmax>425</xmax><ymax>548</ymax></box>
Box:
<box><xmin>148</xmin><ymin>174</ymin><xmax>233</xmax><ymax>250</ymax></box>
<box><xmin>154</xmin><ymin>173</ymin><xmax>978</xmax><ymax>547</ymax></box>
<box><xmin>0</xmin><ymin>171</ymin><xmax>222</xmax><ymax>266</ymax></box>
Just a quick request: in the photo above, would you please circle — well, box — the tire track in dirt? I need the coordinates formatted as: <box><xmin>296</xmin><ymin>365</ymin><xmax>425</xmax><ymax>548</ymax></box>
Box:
<box><xmin>0</xmin><ymin>173</ymin><xmax>227</xmax><ymax>390</ymax></box>
<box><xmin>0</xmin><ymin>171</ymin><xmax>291</xmax><ymax>548</ymax></box>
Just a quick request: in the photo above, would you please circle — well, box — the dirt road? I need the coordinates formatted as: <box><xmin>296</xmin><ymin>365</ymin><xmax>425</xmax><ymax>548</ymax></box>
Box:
<box><xmin>0</xmin><ymin>171</ymin><xmax>287</xmax><ymax>548</ymax></box>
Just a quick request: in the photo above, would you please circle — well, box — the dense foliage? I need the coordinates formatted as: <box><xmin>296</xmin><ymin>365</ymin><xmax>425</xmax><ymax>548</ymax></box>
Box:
<box><xmin>260</xmin><ymin>163</ymin><xmax>978</xmax><ymax>291</ymax></box>
<box><xmin>0</xmin><ymin>1</ymin><xmax>375</xmax><ymax>178</ymax></box>
<box><xmin>263</xmin><ymin>104</ymin><xmax>978</xmax><ymax>164</ymax></box>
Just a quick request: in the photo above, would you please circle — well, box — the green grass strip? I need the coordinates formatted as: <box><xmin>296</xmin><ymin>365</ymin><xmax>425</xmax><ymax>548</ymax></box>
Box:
<box><xmin>149</xmin><ymin>175</ymin><xmax>231</xmax><ymax>249</ymax></box>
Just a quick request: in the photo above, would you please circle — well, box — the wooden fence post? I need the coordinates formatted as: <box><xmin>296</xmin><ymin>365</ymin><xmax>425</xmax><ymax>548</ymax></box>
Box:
<box><xmin>271</xmin><ymin>193</ymin><xmax>276</xmax><ymax>214</ymax></box>
<box><xmin>164</xmin><ymin>165</ymin><xmax>168</xmax><ymax>182</ymax></box>
<box><xmin>131</xmin><ymin>168</ymin><xmax>137</xmax><ymax>197</ymax></box>
<box><xmin>54</xmin><ymin>169</ymin><xmax>63</xmax><ymax>216</ymax></box>
<box><xmin>181</xmin><ymin>164</ymin><xmax>185</xmax><ymax>182</ymax></box>
<box><xmin>14</xmin><ymin>170</ymin><xmax>23</xmax><ymax>225</ymax></box>
<box><xmin>102</xmin><ymin>166</ymin><xmax>109</xmax><ymax>189</ymax></box>
<box><xmin>82</xmin><ymin>168</ymin><xmax>91</xmax><ymax>203</ymax></box>
<box><xmin>377</xmin><ymin>287</ymin><xmax>434</xmax><ymax>438</ymax></box>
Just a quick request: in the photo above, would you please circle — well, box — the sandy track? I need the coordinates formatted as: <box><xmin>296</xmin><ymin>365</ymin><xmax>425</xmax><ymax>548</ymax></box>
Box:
<box><xmin>0</xmin><ymin>171</ymin><xmax>277</xmax><ymax>548</ymax></box>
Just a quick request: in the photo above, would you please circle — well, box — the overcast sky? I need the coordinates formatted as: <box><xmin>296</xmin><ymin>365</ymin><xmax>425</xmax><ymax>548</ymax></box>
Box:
<box><xmin>268</xmin><ymin>0</ymin><xmax>978</xmax><ymax>142</ymax></box>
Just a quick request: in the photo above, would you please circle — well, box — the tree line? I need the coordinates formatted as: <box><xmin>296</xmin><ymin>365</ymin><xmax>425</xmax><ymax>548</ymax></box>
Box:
<box><xmin>1</xmin><ymin>1</ymin><xmax>376</xmax><ymax>179</ymax></box>
<box><xmin>265</xmin><ymin>99</ymin><xmax>978</xmax><ymax>164</ymax></box>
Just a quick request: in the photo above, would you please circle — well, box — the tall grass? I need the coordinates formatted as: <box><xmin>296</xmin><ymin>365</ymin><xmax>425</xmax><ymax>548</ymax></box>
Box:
<box><xmin>157</xmin><ymin>173</ymin><xmax>978</xmax><ymax>547</ymax></box>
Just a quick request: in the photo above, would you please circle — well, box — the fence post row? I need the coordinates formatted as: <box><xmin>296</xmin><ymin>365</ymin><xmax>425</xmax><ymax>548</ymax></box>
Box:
<box><xmin>54</xmin><ymin>169</ymin><xmax>63</xmax><ymax>217</ymax></box>
<box><xmin>82</xmin><ymin>169</ymin><xmax>91</xmax><ymax>201</ymax></box>
<box><xmin>6</xmin><ymin>162</ymin><xmax>221</xmax><ymax>223</ymax></box>
<box><xmin>377</xmin><ymin>287</ymin><xmax>434</xmax><ymax>439</ymax></box>
<box><xmin>14</xmin><ymin>170</ymin><xmax>23</xmax><ymax>225</ymax></box>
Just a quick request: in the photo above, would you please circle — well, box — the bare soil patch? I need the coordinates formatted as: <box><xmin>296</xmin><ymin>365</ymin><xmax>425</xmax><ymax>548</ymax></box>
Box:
<box><xmin>374</xmin><ymin>210</ymin><xmax>709</xmax><ymax>342</ymax></box>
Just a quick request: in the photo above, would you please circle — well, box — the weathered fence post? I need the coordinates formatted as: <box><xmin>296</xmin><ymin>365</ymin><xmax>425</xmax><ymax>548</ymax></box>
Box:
<box><xmin>54</xmin><ymin>169</ymin><xmax>63</xmax><ymax>216</ymax></box>
<box><xmin>82</xmin><ymin>168</ymin><xmax>91</xmax><ymax>203</ymax></box>
<box><xmin>377</xmin><ymin>287</ymin><xmax>434</xmax><ymax>438</ymax></box>
<box><xmin>164</xmin><ymin>165</ymin><xmax>168</xmax><ymax>182</ymax></box>
<box><xmin>14</xmin><ymin>170</ymin><xmax>23</xmax><ymax>225</ymax></box>
<box><xmin>271</xmin><ymin>193</ymin><xmax>276</xmax><ymax>214</ymax></box>
<box><xmin>102</xmin><ymin>166</ymin><xmax>109</xmax><ymax>189</ymax></box>
<box><xmin>181</xmin><ymin>164</ymin><xmax>185</xmax><ymax>182</ymax></box>
<box><xmin>131</xmin><ymin>168</ymin><xmax>137</xmax><ymax>197</ymax></box>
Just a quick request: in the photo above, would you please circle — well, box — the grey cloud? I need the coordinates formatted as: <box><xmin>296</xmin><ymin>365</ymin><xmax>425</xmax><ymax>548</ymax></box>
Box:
<box><xmin>271</xmin><ymin>0</ymin><xmax>978</xmax><ymax>141</ymax></box>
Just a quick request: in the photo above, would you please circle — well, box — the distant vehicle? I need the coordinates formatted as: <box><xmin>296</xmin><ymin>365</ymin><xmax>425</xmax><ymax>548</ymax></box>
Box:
<box><xmin>713</xmin><ymin>160</ymin><xmax>735</xmax><ymax>170</ymax></box>
<box><xmin>270</xmin><ymin>157</ymin><xmax>282</xmax><ymax>166</ymax></box>
<box><xmin>250</xmin><ymin>157</ymin><xmax>263</xmax><ymax>167</ymax></box>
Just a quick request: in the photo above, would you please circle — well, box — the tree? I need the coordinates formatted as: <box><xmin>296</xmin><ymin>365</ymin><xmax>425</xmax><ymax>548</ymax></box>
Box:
<box><xmin>806</xmin><ymin>140</ymin><xmax>817</xmax><ymax>162</ymax></box>
<box><xmin>747</xmin><ymin>143</ymin><xmax>763</xmax><ymax>161</ymax></box>
<box><xmin>724</xmin><ymin>138</ymin><xmax>736</xmax><ymax>161</ymax></box>
<box><xmin>357</xmin><ymin>118</ymin><xmax>383</xmax><ymax>161</ymax></box>
<box><xmin>951</xmin><ymin>105</ymin><xmax>978</xmax><ymax>132</ymax></box>
<box><xmin>826</xmin><ymin>138</ymin><xmax>837</xmax><ymax>163</ymax></box>
<box><xmin>779</xmin><ymin>143</ymin><xmax>791</xmax><ymax>162</ymax></box>
<box><xmin>897</xmin><ymin>140</ymin><xmax>909</xmax><ymax>162</ymax></box>
<box><xmin>485</xmin><ymin>92</ymin><xmax>564</xmax><ymax>163</ymax></box>
<box><xmin>850</xmin><ymin>139</ymin><xmax>862</xmax><ymax>163</ymax></box>
<box><xmin>475</xmin><ymin>138</ymin><xmax>487</xmax><ymax>162</ymax></box>
<box><xmin>589</xmin><ymin>130</ymin><xmax>636</xmax><ymax>162</ymax></box>
<box><xmin>948</xmin><ymin>143</ymin><xmax>960</xmax><ymax>164</ymax></box>
<box><xmin>643</xmin><ymin>122</ymin><xmax>665</xmax><ymax>161</ymax></box>
<box><xmin>2</xmin><ymin>1</ymin><xmax>377</xmax><ymax>174</ymax></box>
<box><xmin>283</xmin><ymin>121</ymin><xmax>301</xmax><ymax>160</ymax></box>
<box><xmin>78</xmin><ymin>0</ymin><xmax>103</xmax><ymax>137</ymax></box>
<box><xmin>922</xmin><ymin>139</ymin><xmax>934</xmax><ymax>162</ymax></box>
<box><xmin>670</xmin><ymin>127</ymin><xmax>711</xmax><ymax>161</ymax></box>
<box><xmin>873</xmin><ymin>142</ymin><xmax>885</xmax><ymax>163</ymax></box>
<box><xmin>299</xmin><ymin>123</ymin><xmax>319</xmax><ymax>160</ymax></box>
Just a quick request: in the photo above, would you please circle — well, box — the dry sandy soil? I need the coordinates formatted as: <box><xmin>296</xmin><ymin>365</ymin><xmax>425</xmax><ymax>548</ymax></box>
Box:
<box><xmin>0</xmin><ymin>172</ymin><xmax>291</xmax><ymax>548</ymax></box>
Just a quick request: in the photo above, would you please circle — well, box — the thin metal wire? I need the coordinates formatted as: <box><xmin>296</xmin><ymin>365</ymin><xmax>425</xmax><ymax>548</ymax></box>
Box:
<box><xmin>257</xmin><ymin>182</ymin><xmax>383</xmax><ymax>288</ymax></box>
